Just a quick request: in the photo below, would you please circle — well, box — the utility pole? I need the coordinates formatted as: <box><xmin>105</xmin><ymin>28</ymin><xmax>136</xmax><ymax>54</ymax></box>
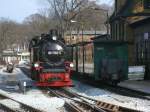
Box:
<box><xmin>92</xmin><ymin>7</ymin><xmax>109</xmax><ymax>37</ymax></box>
<box><xmin>81</xmin><ymin>23</ymin><xmax>84</xmax><ymax>73</ymax></box>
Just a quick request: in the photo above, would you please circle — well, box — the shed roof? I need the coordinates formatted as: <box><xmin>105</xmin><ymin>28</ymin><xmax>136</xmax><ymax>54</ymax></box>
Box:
<box><xmin>92</xmin><ymin>34</ymin><xmax>128</xmax><ymax>44</ymax></box>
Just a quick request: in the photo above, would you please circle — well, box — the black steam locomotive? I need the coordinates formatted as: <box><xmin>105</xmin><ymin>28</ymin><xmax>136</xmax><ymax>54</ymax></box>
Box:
<box><xmin>29</xmin><ymin>30</ymin><xmax>73</xmax><ymax>87</ymax></box>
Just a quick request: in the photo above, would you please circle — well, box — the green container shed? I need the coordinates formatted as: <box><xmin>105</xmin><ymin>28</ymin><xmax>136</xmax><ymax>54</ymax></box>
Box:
<box><xmin>93</xmin><ymin>37</ymin><xmax>128</xmax><ymax>82</ymax></box>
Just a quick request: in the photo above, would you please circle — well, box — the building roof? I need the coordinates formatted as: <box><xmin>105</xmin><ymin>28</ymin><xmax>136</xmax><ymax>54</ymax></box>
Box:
<box><xmin>67</xmin><ymin>34</ymin><xmax>128</xmax><ymax>46</ymax></box>
<box><xmin>65</xmin><ymin>30</ymin><xmax>106</xmax><ymax>35</ymax></box>
<box><xmin>109</xmin><ymin>0</ymin><xmax>150</xmax><ymax>23</ymax></box>
<box><xmin>129</xmin><ymin>17</ymin><xmax>150</xmax><ymax>29</ymax></box>
<box><xmin>91</xmin><ymin>34</ymin><xmax>110</xmax><ymax>40</ymax></box>
<box><xmin>2</xmin><ymin>51</ymin><xmax>17</xmax><ymax>56</ymax></box>
<box><xmin>2</xmin><ymin>49</ymin><xmax>30</xmax><ymax>56</ymax></box>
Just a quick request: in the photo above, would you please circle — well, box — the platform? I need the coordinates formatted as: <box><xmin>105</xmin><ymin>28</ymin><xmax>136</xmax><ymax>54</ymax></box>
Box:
<box><xmin>118</xmin><ymin>80</ymin><xmax>150</xmax><ymax>95</ymax></box>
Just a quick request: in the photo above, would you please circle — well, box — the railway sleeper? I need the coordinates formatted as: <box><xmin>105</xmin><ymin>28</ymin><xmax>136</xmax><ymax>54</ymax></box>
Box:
<box><xmin>95</xmin><ymin>101</ymin><xmax>139</xmax><ymax>112</ymax></box>
<box><xmin>96</xmin><ymin>101</ymin><xmax>119</xmax><ymax>111</ymax></box>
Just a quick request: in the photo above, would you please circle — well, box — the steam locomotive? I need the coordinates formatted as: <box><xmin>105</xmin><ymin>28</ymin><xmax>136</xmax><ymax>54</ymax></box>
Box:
<box><xmin>29</xmin><ymin>30</ymin><xmax>73</xmax><ymax>87</ymax></box>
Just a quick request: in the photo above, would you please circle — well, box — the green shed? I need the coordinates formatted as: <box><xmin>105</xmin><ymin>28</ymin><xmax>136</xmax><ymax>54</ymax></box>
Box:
<box><xmin>93</xmin><ymin>36</ymin><xmax>128</xmax><ymax>83</ymax></box>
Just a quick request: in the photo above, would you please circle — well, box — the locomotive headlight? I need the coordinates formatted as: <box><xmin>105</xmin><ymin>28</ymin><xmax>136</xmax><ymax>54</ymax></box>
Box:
<box><xmin>52</xmin><ymin>36</ymin><xmax>57</xmax><ymax>40</ymax></box>
<box><xmin>34</xmin><ymin>63</ymin><xmax>39</xmax><ymax>67</ymax></box>
<box><xmin>70</xmin><ymin>63</ymin><xmax>74</xmax><ymax>67</ymax></box>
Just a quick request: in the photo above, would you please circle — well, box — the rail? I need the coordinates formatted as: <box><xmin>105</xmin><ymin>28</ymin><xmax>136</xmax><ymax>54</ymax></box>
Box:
<box><xmin>0</xmin><ymin>94</ymin><xmax>44</xmax><ymax>112</ymax></box>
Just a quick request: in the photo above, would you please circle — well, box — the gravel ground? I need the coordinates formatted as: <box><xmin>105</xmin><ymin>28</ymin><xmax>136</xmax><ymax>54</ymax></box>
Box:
<box><xmin>68</xmin><ymin>80</ymin><xmax>150</xmax><ymax>112</ymax></box>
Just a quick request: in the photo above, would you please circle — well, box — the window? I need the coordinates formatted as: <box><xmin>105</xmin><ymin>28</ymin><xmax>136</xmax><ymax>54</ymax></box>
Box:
<box><xmin>144</xmin><ymin>33</ymin><xmax>148</xmax><ymax>40</ymax></box>
<box><xmin>135</xmin><ymin>32</ymin><xmax>150</xmax><ymax>64</ymax></box>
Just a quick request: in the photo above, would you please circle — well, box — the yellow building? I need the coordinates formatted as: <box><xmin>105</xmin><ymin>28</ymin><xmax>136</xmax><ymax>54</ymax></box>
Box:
<box><xmin>64</xmin><ymin>31</ymin><xmax>106</xmax><ymax>45</ymax></box>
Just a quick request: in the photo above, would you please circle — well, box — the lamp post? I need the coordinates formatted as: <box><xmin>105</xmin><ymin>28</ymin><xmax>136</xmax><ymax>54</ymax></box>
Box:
<box><xmin>81</xmin><ymin>22</ymin><xmax>84</xmax><ymax>73</ymax></box>
<box><xmin>70</xmin><ymin>20</ymin><xmax>77</xmax><ymax>45</ymax></box>
<box><xmin>70</xmin><ymin>20</ymin><xmax>79</xmax><ymax>72</ymax></box>
<box><xmin>70</xmin><ymin>20</ymin><xmax>85</xmax><ymax>73</ymax></box>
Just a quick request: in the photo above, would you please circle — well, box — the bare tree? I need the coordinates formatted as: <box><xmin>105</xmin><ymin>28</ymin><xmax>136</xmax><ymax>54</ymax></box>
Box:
<box><xmin>0</xmin><ymin>18</ymin><xmax>31</xmax><ymax>53</ymax></box>
<box><xmin>46</xmin><ymin>0</ymin><xmax>92</xmax><ymax>35</ymax></box>
<box><xmin>0</xmin><ymin>18</ymin><xmax>20</xmax><ymax>52</ymax></box>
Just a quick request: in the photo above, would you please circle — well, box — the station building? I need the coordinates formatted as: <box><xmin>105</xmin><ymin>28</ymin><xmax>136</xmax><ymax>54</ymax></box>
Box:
<box><xmin>2</xmin><ymin>49</ymin><xmax>30</xmax><ymax>65</ymax></box>
<box><xmin>109</xmin><ymin>0</ymin><xmax>150</xmax><ymax>79</ymax></box>
<box><xmin>2</xmin><ymin>50</ymin><xmax>19</xmax><ymax>64</ymax></box>
<box><xmin>64</xmin><ymin>30</ymin><xmax>106</xmax><ymax>45</ymax></box>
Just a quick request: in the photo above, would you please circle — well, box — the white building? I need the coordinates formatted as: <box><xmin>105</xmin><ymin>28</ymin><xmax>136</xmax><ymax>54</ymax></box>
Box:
<box><xmin>17</xmin><ymin>51</ymin><xmax>30</xmax><ymax>62</ymax></box>
<box><xmin>2</xmin><ymin>49</ymin><xmax>30</xmax><ymax>64</ymax></box>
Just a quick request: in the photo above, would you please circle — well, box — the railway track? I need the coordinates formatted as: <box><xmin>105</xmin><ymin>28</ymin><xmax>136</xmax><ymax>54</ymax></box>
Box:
<box><xmin>0</xmin><ymin>94</ymin><xmax>44</xmax><ymax>112</ymax></box>
<box><xmin>48</xmin><ymin>88</ymin><xmax>139</xmax><ymax>112</ymax></box>
<box><xmin>49</xmin><ymin>88</ymin><xmax>105</xmax><ymax>112</ymax></box>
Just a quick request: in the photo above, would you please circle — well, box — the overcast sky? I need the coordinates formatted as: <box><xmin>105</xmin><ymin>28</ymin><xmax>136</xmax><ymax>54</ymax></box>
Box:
<box><xmin>0</xmin><ymin>0</ymin><xmax>114</xmax><ymax>23</ymax></box>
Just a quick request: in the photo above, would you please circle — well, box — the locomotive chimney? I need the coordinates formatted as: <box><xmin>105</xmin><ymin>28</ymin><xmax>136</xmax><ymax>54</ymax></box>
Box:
<box><xmin>50</xmin><ymin>29</ymin><xmax>58</xmax><ymax>36</ymax></box>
